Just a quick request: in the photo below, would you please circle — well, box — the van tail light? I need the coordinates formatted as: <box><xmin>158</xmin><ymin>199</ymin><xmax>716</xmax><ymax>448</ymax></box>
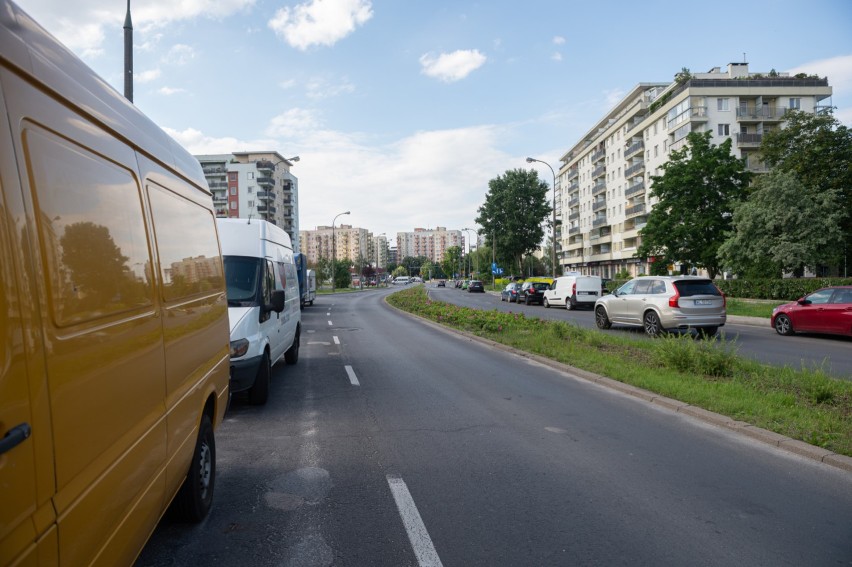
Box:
<box><xmin>715</xmin><ymin>285</ymin><xmax>726</xmax><ymax>307</ymax></box>
<box><xmin>669</xmin><ymin>286</ymin><xmax>680</xmax><ymax>308</ymax></box>
<box><xmin>572</xmin><ymin>283</ymin><xmax>576</xmax><ymax>296</ymax></box>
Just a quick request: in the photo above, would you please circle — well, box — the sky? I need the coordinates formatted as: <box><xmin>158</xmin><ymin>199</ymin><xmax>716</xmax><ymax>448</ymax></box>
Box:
<box><xmin>14</xmin><ymin>0</ymin><xmax>852</xmax><ymax>242</ymax></box>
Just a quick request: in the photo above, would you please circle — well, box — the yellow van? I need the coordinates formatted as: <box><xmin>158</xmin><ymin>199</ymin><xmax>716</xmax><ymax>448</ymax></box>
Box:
<box><xmin>0</xmin><ymin>2</ymin><xmax>231</xmax><ymax>565</ymax></box>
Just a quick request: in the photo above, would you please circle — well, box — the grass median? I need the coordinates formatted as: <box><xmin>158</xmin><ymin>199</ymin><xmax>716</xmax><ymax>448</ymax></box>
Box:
<box><xmin>387</xmin><ymin>286</ymin><xmax>851</xmax><ymax>456</ymax></box>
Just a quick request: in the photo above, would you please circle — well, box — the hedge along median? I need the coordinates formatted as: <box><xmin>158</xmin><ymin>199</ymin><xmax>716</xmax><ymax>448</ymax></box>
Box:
<box><xmin>387</xmin><ymin>285</ymin><xmax>851</xmax><ymax>457</ymax></box>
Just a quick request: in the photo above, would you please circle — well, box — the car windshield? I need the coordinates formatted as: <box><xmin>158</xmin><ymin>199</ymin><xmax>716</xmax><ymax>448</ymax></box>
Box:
<box><xmin>532</xmin><ymin>283</ymin><xmax>549</xmax><ymax>290</ymax></box>
<box><xmin>224</xmin><ymin>256</ymin><xmax>261</xmax><ymax>306</ymax></box>
<box><xmin>674</xmin><ymin>280</ymin><xmax>720</xmax><ymax>296</ymax></box>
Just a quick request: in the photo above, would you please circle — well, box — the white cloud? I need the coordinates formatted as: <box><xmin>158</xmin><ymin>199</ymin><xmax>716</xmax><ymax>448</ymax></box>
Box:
<box><xmin>788</xmin><ymin>54</ymin><xmax>852</xmax><ymax>126</ymax></box>
<box><xmin>136</xmin><ymin>69</ymin><xmax>162</xmax><ymax>83</ymax></box>
<box><xmin>553</xmin><ymin>36</ymin><xmax>565</xmax><ymax>45</ymax></box>
<box><xmin>603</xmin><ymin>88</ymin><xmax>626</xmax><ymax>110</ymax></box>
<box><xmin>305</xmin><ymin>76</ymin><xmax>355</xmax><ymax>99</ymax></box>
<box><xmin>15</xmin><ymin>0</ymin><xmax>254</xmax><ymax>58</ymax></box>
<box><xmin>268</xmin><ymin>0</ymin><xmax>373</xmax><ymax>50</ymax></box>
<box><xmin>163</xmin><ymin>44</ymin><xmax>197</xmax><ymax>66</ymax></box>
<box><xmin>265</xmin><ymin>108</ymin><xmax>324</xmax><ymax>139</ymax></box>
<box><xmin>419</xmin><ymin>49</ymin><xmax>487</xmax><ymax>83</ymax></box>
<box><xmin>163</xmin><ymin>126</ymin><xmax>278</xmax><ymax>155</ymax></box>
<box><xmin>551</xmin><ymin>52</ymin><xmax>563</xmax><ymax>62</ymax></box>
<box><xmin>158</xmin><ymin>86</ymin><xmax>186</xmax><ymax>95</ymax></box>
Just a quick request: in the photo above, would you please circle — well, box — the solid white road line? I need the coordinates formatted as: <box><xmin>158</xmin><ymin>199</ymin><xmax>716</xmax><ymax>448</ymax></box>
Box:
<box><xmin>386</xmin><ymin>476</ymin><xmax>443</xmax><ymax>567</ymax></box>
<box><xmin>333</xmin><ymin>336</ymin><xmax>340</xmax><ymax>345</ymax></box>
<box><xmin>344</xmin><ymin>365</ymin><xmax>360</xmax><ymax>386</ymax></box>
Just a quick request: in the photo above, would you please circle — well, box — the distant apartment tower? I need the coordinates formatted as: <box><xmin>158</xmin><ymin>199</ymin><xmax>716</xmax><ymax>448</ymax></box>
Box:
<box><xmin>196</xmin><ymin>151</ymin><xmax>300</xmax><ymax>252</ymax></box>
<box><xmin>555</xmin><ymin>62</ymin><xmax>832</xmax><ymax>278</ymax></box>
<box><xmin>396</xmin><ymin>227</ymin><xmax>463</xmax><ymax>263</ymax></box>
<box><xmin>300</xmin><ymin>224</ymin><xmax>372</xmax><ymax>266</ymax></box>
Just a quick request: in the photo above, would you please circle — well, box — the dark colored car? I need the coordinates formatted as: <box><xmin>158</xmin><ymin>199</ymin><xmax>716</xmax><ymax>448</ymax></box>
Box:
<box><xmin>520</xmin><ymin>281</ymin><xmax>549</xmax><ymax>305</ymax></box>
<box><xmin>437</xmin><ymin>280</ymin><xmax>446</xmax><ymax>287</ymax></box>
<box><xmin>468</xmin><ymin>280</ymin><xmax>485</xmax><ymax>293</ymax></box>
<box><xmin>501</xmin><ymin>282</ymin><xmax>522</xmax><ymax>302</ymax></box>
<box><xmin>771</xmin><ymin>286</ymin><xmax>852</xmax><ymax>337</ymax></box>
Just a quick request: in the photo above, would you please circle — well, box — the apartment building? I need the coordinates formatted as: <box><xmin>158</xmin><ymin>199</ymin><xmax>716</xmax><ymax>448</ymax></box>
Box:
<box><xmin>196</xmin><ymin>151</ymin><xmax>300</xmax><ymax>252</ymax></box>
<box><xmin>396</xmin><ymin>227</ymin><xmax>464</xmax><ymax>263</ymax></box>
<box><xmin>300</xmin><ymin>224</ymin><xmax>372</xmax><ymax>266</ymax></box>
<box><xmin>556</xmin><ymin>62</ymin><xmax>832</xmax><ymax>278</ymax></box>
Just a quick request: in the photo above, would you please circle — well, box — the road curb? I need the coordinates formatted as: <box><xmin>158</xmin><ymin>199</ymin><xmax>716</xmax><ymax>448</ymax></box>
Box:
<box><xmin>384</xmin><ymin>294</ymin><xmax>852</xmax><ymax>475</ymax></box>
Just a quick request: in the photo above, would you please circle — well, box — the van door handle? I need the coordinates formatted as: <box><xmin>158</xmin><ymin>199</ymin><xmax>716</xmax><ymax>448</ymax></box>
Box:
<box><xmin>0</xmin><ymin>423</ymin><xmax>31</xmax><ymax>455</ymax></box>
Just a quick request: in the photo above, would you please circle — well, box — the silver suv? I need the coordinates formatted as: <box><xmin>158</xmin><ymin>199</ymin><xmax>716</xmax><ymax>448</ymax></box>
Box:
<box><xmin>594</xmin><ymin>276</ymin><xmax>726</xmax><ymax>338</ymax></box>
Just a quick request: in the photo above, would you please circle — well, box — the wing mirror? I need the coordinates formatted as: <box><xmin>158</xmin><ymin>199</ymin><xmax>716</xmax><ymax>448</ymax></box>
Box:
<box><xmin>268</xmin><ymin>290</ymin><xmax>286</xmax><ymax>313</ymax></box>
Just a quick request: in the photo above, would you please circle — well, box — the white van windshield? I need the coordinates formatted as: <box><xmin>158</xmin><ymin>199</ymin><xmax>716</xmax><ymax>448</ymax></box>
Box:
<box><xmin>224</xmin><ymin>256</ymin><xmax>261</xmax><ymax>306</ymax></box>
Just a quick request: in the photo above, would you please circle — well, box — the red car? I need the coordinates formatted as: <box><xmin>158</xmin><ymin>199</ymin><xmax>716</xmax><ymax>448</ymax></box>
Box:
<box><xmin>771</xmin><ymin>286</ymin><xmax>852</xmax><ymax>337</ymax></box>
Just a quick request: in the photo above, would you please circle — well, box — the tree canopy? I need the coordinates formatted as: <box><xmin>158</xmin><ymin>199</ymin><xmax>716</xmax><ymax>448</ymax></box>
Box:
<box><xmin>718</xmin><ymin>170</ymin><xmax>844</xmax><ymax>277</ymax></box>
<box><xmin>637</xmin><ymin>131</ymin><xmax>751</xmax><ymax>278</ymax></box>
<box><xmin>758</xmin><ymin>109</ymin><xmax>852</xmax><ymax>273</ymax></box>
<box><xmin>441</xmin><ymin>245</ymin><xmax>462</xmax><ymax>279</ymax></box>
<box><xmin>475</xmin><ymin>168</ymin><xmax>551</xmax><ymax>273</ymax></box>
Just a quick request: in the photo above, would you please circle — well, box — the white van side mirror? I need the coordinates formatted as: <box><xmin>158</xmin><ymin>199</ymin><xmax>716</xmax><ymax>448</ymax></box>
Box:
<box><xmin>268</xmin><ymin>290</ymin><xmax>286</xmax><ymax>313</ymax></box>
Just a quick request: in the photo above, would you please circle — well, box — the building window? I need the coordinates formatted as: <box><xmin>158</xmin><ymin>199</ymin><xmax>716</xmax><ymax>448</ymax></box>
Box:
<box><xmin>230</xmin><ymin>201</ymin><xmax>237</xmax><ymax>209</ymax></box>
<box><xmin>789</xmin><ymin>98</ymin><xmax>801</xmax><ymax>109</ymax></box>
<box><xmin>230</xmin><ymin>187</ymin><xmax>237</xmax><ymax>195</ymax></box>
<box><xmin>654</xmin><ymin>145</ymin><xmax>659</xmax><ymax>157</ymax></box>
<box><xmin>718</xmin><ymin>124</ymin><xmax>730</xmax><ymax>136</ymax></box>
<box><xmin>229</xmin><ymin>172</ymin><xmax>237</xmax><ymax>181</ymax></box>
<box><xmin>247</xmin><ymin>172</ymin><xmax>254</xmax><ymax>179</ymax></box>
<box><xmin>717</xmin><ymin>98</ymin><xmax>730</xmax><ymax>111</ymax></box>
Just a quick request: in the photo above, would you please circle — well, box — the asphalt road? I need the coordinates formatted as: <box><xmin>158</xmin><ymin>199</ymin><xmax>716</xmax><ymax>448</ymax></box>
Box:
<box><xmin>433</xmin><ymin>285</ymin><xmax>852</xmax><ymax>380</ymax></box>
<box><xmin>137</xmin><ymin>288</ymin><xmax>852</xmax><ymax>566</ymax></box>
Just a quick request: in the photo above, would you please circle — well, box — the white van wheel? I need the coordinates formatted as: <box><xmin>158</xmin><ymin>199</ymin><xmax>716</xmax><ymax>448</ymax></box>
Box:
<box><xmin>172</xmin><ymin>414</ymin><xmax>215</xmax><ymax>522</ymax></box>
<box><xmin>285</xmin><ymin>326</ymin><xmax>300</xmax><ymax>365</ymax></box>
<box><xmin>248</xmin><ymin>352</ymin><xmax>271</xmax><ymax>405</ymax></box>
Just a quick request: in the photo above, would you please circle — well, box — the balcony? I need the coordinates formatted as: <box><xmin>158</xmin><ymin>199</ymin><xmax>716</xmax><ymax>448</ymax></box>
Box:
<box><xmin>626</xmin><ymin>202</ymin><xmax>646</xmax><ymax>218</ymax></box>
<box><xmin>625</xmin><ymin>181</ymin><xmax>645</xmax><ymax>198</ymax></box>
<box><xmin>591</xmin><ymin>148</ymin><xmax>606</xmax><ymax>162</ymax></box>
<box><xmin>568</xmin><ymin>196</ymin><xmax>579</xmax><ymax>207</ymax></box>
<box><xmin>736</xmin><ymin>106</ymin><xmax>789</xmax><ymax>121</ymax></box>
<box><xmin>592</xmin><ymin>180</ymin><xmax>606</xmax><ymax>195</ymax></box>
<box><xmin>569</xmin><ymin>211</ymin><xmax>580</xmax><ymax>221</ymax></box>
<box><xmin>624</xmin><ymin>141</ymin><xmax>644</xmax><ymax>159</ymax></box>
<box><xmin>202</xmin><ymin>166</ymin><xmax>226</xmax><ymax>175</ymax></box>
<box><xmin>625</xmin><ymin>161</ymin><xmax>645</xmax><ymax>179</ymax></box>
<box><xmin>592</xmin><ymin>198</ymin><xmax>606</xmax><ymax>213</ymax></box>
<box><xmin>690</xmin><ymin>106</ymin><xmax>708</xmax><ymax>120</ymax></box>
<box><xmin>566</xmin><ymin>168</ymin><xmax>579</xmax><ymax>182</ymax></box>
<box><xmin>257</xmin><ymin>191</ymin><xmax>276</xmax><ymax>201</ymax></box>
<box><xmin>592</xmin><ymin>164</ymin><xmax>606</xmax><ymax>179</ymax></box>
<box><xmin>592</xmin><ymin>216</ymin><xmax>608</xmax><ymax>228</ymax></box>
<box><xmin>567</xmin><ymin>180</ymin><xmax>579</xmax><ymax>192</ymax></box>
<box><xmin>257</xmin><ymin>175</ymin><xmax>274</xmax><ymax>186</ymax></box>
<box><xmin>736</xmin><ymin>133</ymin><xmax>763</xmax><ymax>147</ymax></box>
<box><xmin>256</xmin><ymin>160</ymin><xmax>275</xmax><ymax>173</ymax></box>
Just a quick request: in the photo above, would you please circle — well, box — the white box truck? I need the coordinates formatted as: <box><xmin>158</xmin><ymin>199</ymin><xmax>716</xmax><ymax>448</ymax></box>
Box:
<box><xmin>543</xmin><ymin>274</ymin><xmax>602</xmax><ymax>310</ymax></box>
<box><xmin>217</xmin><ymin>218</ymin><xmax>301</xmax><ymax>404</ymax></box>
<box><xmin>305</xmin><ymin>269</ymin><xmax>317</xmax><ymax>306</ymax></box>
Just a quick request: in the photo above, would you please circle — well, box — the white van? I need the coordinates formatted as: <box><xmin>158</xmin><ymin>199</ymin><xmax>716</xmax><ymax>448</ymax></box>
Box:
<box><xmin>304</xmin><ymin>269</ymin><xmax>317</xmax><ymax>306</ymax></box>
<box><xmin>0</xmin><ymin>3</ymin><xmax>230</xmax><ymax>564</ymax></box>
<box><xmin>218</xmin><ymin>219</ymin><xmax>301</xmax><ymax>405</ymax></box>
<box><xmin>543</xmin><ymin>274</ymin><xmax>603</xmax><ymax>310</ymax></box>
<box><xmin>393</xmin><ymin>276</ymin><xmax>411</xmax><ymax>285</ymax></box>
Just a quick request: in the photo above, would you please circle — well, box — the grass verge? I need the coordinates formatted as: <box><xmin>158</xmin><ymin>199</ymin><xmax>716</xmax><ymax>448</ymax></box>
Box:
<box><xmin>726</xmin><ymin>297</ymin><xmax>786</xmax><ymax>319</ymax></box>
<box><xmin>387</xmin><ymin>286</ymin><xmax>851</xmax><ymax>456</ymax></box>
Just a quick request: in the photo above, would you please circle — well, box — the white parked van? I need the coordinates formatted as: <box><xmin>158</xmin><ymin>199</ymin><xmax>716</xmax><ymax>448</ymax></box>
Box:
<box><xmin>218</xmin><ymin>219</ymin><xmax>301</xmax><ymax>405</ymax></box>
<box><xmin>393</xmin><ymin>276</ymin><xmax>411</xmax><ymax>285</ymax></box>
<box><xmin>543</xmin><ymin>274</ymin><xmax>603</xmax><ymax>310</ymax></box>
<box><xmin>305</xmin><ymin>269</ymin><xmax>317</xmax><ymax>306</ymax></box>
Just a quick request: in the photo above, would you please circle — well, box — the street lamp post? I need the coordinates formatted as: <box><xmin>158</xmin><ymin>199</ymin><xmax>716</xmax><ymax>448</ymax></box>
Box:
<box><xmin>375</xmin><ymin>233</ymin><xmax>385</xmax><ymax>286</ymax></box>
<box><xmin>526</xmin><ymin>157</ymin><xmax>558</xmax><ymax>278</ymax></box>
<box><xmin>331</xmin><ymin>211</ymin><xmax>350</xmax><ymax>293</ymax></box>
<box><xmin>462</xmin><ymin>228</ymin><xmax>476</xmax><ymax>278</ymax></box>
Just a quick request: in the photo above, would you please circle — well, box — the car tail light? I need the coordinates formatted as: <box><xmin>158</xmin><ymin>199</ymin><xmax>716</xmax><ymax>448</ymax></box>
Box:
<box><xmin>669</xmin><ymin>285</ymin><xmax>680</xmax><ymax>308</ymax></box>
<box><xmin>715</xmin><ymin>285</ymin><xmax>726</xmax><ymax>307</ymax></box>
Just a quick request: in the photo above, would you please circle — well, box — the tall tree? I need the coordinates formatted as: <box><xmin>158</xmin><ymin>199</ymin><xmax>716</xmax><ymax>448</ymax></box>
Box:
<box><xmin>475</xmin><ymin>168</ymin><xmax>551</xmax><ymax>273</ymax></box>
<box><xmin>759</xmin><ymin>109</ymin><xmax>852</xmax><ymax>273</ymax></box>
<box><xmin>442</xmin><ymin>245</ymin><xmax>462</xmax><ymax>279</ymax></box>
<box><xmin>718</xmin><ymin>170</ymin><xmax>844</xmax><ymax>277</ymax></box>
<box><xmin>637</xmin><ymin>131</ymin><xmax>751</xmax><ymax>278</ymax></box>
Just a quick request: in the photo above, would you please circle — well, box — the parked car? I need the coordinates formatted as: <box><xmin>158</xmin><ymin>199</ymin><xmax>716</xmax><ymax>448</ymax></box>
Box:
<box><xmin>501</xmin><ymin>282</ymin><xmax>522</xmax><ymax>302</ymax></box>
<box><xmin>468</xmin><ymin>280</ymin><xmax>485</xmax><ymax>293</ymax></box>
<box><xmin>543</xmin><ymin>274</ymin><xmax>602</xmax><ymax>310</ymax></box>
<box><xmin>520</xmin><ymin>281</ymin><xmax>550</xmax><ymax>305</ymax></box>
<box><xmin>437</xmin><ymin>280</ymin><xmax>446</xmax><ymax>287</ymax></box>
<box><xmin>594</xmin><ymin>276</ymin><xmax>726</xmax><ymax>338</ymax></box>
<box><xmin>454</xmin><ymin>279</ymin><xmax>463</xmax><ymax>288</ymax></box>
<box><xmin>461</xmin><ymin>280</ymin><xmax>470</xmax><ymax>290</ymax></box>
<box><xmin>771</xmin><ymin>286</ymin><xmax>852</xmax><ymax>337</ymax></box>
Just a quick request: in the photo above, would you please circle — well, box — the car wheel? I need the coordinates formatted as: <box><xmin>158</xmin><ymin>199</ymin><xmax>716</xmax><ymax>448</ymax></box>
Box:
<box><xmin>774</xmin><ymin>314</ymin><xmax>795</xmax><ymax>336</ymax></box>
<box><xmin>696</xmin><ymin>326</ymin><xmax>718</xmax><ymax>339</ymax></box>
<box><xmin>544</xmin><ymin>298</ymin><xmax>550</xmax><ymax>308</ymax></box>
<box><xmin>643</xmin><ymin>311</ymin><xmax>663</xmax><ymax>338</ymax></box>
<box><xmin>566</xmin><ymin>296</ymin><xmax>575</xmax><ymax>311</ymax></box>
<box><xmin>285</xmin><ymin>325</ymin><xmax>300</xmax><ymax>365</ymax></box>
<box><xmin>248</xmin><ymin>351</ymin><xmax>271</xmax><ymax>405</ymax></box>
<box><xmin>595</xmin><ymin>306</ymin><xmax>611</xmax><ymax>329</ymax></box>
<box><xmin>525</xmin><ymin>296</ymin><xmax>531</xmax><ymax>305</ymax></box>
<box><xmin>172</xmin><ymin>414</ymin><xmax>215</xmax><ymax>522</ymax></box>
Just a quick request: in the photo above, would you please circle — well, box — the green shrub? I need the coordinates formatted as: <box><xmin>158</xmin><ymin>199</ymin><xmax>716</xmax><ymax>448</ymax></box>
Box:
<box><xmin>715</xmin><ymin>278</ymin><xmax>852</xmax><ymax>300</ymax></box>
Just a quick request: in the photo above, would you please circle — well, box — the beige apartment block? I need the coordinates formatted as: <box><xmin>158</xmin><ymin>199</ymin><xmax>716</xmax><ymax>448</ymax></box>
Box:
<box><xmin>396</xmin><ymin>227</ymin><xmax>464</xmax><ymax>263</ymax></box>
<box><xmin>196</xmin><ymin>151</ymin><xmax>300</xmax><ymax>252</ymax></box>
<box><xmin>555</xmin><ymin>62</ymin><xmax>832</xmax><ymax>278</ymax></box>
<box><xmin>300</xmin><ymin>225</ymin><xmax>375</xmax><ymax>266</ymax></box>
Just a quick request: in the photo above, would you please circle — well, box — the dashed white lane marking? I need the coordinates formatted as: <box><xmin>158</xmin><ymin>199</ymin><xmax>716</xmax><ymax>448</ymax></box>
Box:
<box><xmin>326</xmin><ymin>312</ymin><xmax>331</xmax><ymax>316</ymax></box>
<box><xmin>328</xmin><ymin>320</ymin><xmax>333</xmax><ymax>326</ymax></box>
<box><xmin>387</xmin><ymin>476</ymin><xmax>443</xmax><ymax>567</ymax></box>
<box><xmin>333</xmin><ymin>336</ymin><xmax>340</xmax><ymax>345</ymax></box>
<box><xmin>344</xmin><ymin>365</ymin><xmax>360</xmax><ymax>386</ymax></box>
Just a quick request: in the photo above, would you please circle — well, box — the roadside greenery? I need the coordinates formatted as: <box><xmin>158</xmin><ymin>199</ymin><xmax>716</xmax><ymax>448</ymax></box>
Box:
<box><xmin>387</xmin><ymin>286</ymin><xmax>852</xmax><ymax>456</ymax></box>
